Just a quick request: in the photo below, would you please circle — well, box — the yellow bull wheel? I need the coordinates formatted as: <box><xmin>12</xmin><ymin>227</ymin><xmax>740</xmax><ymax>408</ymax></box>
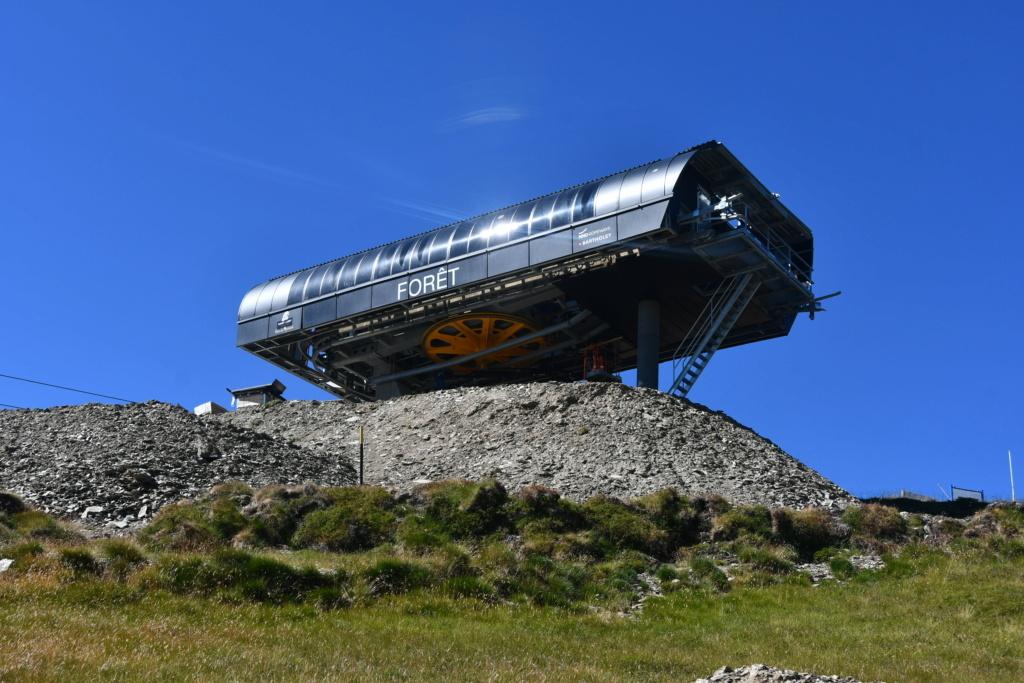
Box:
<box><xmin>422</xmin><ymin>313</ymin><xmax>547</xmax><ymax>373</ymax></box>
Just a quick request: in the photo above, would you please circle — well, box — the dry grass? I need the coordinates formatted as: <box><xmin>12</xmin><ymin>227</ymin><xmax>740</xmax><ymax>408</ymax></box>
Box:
<box><xmin>1</xmin><ymin>549</ymin><xmax>1022</xmax><ymax>682</ymax></box>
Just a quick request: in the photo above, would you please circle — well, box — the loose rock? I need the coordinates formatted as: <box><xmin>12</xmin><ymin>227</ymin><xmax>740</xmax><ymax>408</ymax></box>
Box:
<box><xmin>694</xmin><ymin>663</ymin><xmax>877</xmax><ymax>683</ymax></box>
<box><xmin>0</xmin><ymin>401</ymin><xmax>356</xmax><ymax>530</ymax></box>
<box><xmin>219</xmin><ymin>382</ymin><xmax>854</xmax><ymax>508</ymax></box>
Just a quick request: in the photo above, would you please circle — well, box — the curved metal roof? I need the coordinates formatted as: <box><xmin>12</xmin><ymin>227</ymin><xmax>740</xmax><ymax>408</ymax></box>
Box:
<box><xmin>238</xmin><ymin>150</ymin><xmax>698</xmax><ymax>322</ymax></box>
<box><xmin>237</xmin><ymin>140</ymin><xmax>814</xmax><ymax>322</ymax></box>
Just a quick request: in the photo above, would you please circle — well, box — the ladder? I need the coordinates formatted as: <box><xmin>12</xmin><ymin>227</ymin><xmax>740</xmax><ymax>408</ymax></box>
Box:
<box><xmin>668</xmin><ymin>272</ymin><xmax>761</xmax><ymax>398</ymax></box>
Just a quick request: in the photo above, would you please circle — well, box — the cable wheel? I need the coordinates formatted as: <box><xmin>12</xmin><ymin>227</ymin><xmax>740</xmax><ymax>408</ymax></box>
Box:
<box><xmin>422</xmin><ymin>312</ymin><xmax>548</xmax><ymax>373</ymax></box>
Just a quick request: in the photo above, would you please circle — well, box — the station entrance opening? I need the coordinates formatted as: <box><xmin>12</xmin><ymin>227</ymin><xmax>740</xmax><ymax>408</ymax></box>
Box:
<box><xmin>236</xmin><ymin>141</ymin><xmax>825</xmax><ymax>401</ymax></box>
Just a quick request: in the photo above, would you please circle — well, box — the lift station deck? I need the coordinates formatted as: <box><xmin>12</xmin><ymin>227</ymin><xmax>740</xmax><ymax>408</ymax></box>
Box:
<box><xmin>236</xmin><ymin>141</ymin><xmax>822</xmax><ymax>401</ymax></box>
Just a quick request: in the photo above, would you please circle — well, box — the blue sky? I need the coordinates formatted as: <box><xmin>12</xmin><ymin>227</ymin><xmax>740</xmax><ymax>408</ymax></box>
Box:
<box><xmin>1</xmin><ymin>2</ymin><xmax>1021</xmax><ymax>499</ymax></box>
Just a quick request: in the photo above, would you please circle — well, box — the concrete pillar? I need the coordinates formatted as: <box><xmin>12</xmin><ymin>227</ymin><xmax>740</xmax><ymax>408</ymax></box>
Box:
<box><xmin>636</xmin><ymin>299</ymin><xmax>661</xmax><ymax>389</ymax></box>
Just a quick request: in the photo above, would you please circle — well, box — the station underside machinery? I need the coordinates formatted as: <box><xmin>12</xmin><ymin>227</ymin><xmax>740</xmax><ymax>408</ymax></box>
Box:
<box><xmin>236</xmin><ymin>141</ymin><xmax>824</xmax><ymax>401</ymax></box>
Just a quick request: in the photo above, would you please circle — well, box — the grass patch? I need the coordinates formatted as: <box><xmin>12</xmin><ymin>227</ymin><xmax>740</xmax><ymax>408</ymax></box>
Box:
<box><xmin>8</xmin><ymin>510</ymin><xmax>80</xmax><ymax>542</ymax></box>
<box><xmin>363</xmin><ymin>558</ymin><xmax>434</xmax><ymax>596</ymax></box>
<box><xmin>773</xmin><ymin>507</ymin><xmax>849</xmax><ymax>560</ymax></box>
<box><xmin>842</xmin><ymin>503</ymin><xmax>908</xmax><ymax>543</ymax></box>
<box><xmin>7</xmin><ymin>551</ymin><xmax>1019</xmax><ymax>681</ymax></box>
<box><xmin>712</xmin><ymin>505</ymin><xmax>773</xmax><ymax>542</ymax></box>
<box><xmin>582</xmin><ymin>496</ymin><xmax>669</xmax><ymax>558</ymax></box>
<box><xmin>142</xmin><ymin>549</ymin><xmax>345</xmax><ymax>605</ymax></box>
<box><xmin>3</xmin><ymin>488</ymin><xmax>1024</xmax><ymax>681</ymax></box>
<box><xmin>292</xmin><ymin>486</ymin><xmax>397</xmax><ymax>551</ymax></box>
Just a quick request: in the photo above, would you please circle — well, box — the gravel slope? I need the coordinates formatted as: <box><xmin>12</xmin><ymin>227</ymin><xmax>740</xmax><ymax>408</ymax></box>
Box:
<box><xmin>0</xmin><ymin>402</ymin><xmax>355</xmax><ymax>530</ymax></box>
<box><xmin>217</xmin><ymin>382</ymin><xmax>853</xmax><ymax>508</ymax></box>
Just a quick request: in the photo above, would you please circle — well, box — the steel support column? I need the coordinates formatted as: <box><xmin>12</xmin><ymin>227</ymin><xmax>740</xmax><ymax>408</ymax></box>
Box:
<box><xmin>636</xmin><ymin>299</ymin><xmax>660</xmax><ymax>389</ymax></box>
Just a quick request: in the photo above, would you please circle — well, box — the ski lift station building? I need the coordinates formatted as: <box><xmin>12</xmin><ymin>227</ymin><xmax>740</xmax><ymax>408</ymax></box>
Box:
<box><xmin>236</xmin><ymin>141</ymin><xmax>822</xmax><ymax>401</ymax></box>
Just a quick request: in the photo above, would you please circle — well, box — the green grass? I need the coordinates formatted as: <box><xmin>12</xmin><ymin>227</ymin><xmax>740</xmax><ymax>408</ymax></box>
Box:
<box><xmin>1</xmin><ymin>550</ymin><xmax>1021</xmax><ymax>681</ymax></box>
<box><xmin>4</xmin><ymin>485</ymin><xmax>1023</xmax><ymax>680</ymax></box>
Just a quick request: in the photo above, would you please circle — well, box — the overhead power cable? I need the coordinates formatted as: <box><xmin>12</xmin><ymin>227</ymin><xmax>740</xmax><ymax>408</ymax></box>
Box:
<box><xmin>0</xmin><ymin>401</ymin><xmax>22</xmax><ymax>409</ymax></box>
<box><xmin>0</xmin><ymin>372</ymin><xmax>133</xmax><ymax>403</ymax></box>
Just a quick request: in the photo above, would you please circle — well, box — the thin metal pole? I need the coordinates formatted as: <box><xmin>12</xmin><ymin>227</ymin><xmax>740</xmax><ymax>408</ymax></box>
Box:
<box><xmin>359</xmin><ymin>426</ymin><xmax>365</xmax><ymax>486</ymax></box>
<box><xmin>1010</xmin><ymin>450</ymin><xmax>1016</xmax><ymax>503</ymax></box>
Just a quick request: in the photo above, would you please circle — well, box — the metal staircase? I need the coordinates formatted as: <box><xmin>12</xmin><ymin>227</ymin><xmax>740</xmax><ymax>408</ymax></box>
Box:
<box><xmin>667</xmin><ymin>272</ymin><xmax>761</xmax><ymax>398</ymax></box>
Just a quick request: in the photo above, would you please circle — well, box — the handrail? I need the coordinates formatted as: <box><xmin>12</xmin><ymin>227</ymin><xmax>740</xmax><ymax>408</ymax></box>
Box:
<box><xmin>671</xmin><ymin>275</ymin><xmax>741</xmax><ymax>367</ymax></box>
<box><xmin>699</xmin><ymin>198</ymin><xmax>813</xmax><ymax>285</ymax></box>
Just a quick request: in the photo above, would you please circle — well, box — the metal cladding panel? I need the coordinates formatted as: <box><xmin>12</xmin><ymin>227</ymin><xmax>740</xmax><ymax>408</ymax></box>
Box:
<box><xmin>371</xmin><ymin>277</ymin><xmax>406</xmax><ymax>308</ymax></box>
<box><xmin>329</xmin><ymin>253</ymin><xmax>354</xmax><ymax>290</ymax></box>
<box><xmin>549</xmin><ymin>190</ymin><xmax>574</xmax><ymax>231</ymax></box>
<box><xmin>530</xmin><ymin>229</ymin><xmax>572</xmax><ymax>264</ymax></box>
<box><xmin>487</xmin><ymin>242</ymin><xmax>530</xmax><ymax>276</ymax></box>
<box><xmin>507</xmin><ymin>202</ymin><xmax>533</xmax><ymax>241</ymax></box>
<box><xmin>663</xmin><ymin>151</ymin><xmax>694</xmax><ymax>194</ymax></box>
<box><xmin>268</xmin><ymin>308</ymin><xmax>301</xmax><ymax>337</ymax></box>
<box><xmin>270</xmin><ymin>274</ymin><xmax>300</xmax><ymax>312</ymax></box>
<box><xmin>448</xmin><ymin>221</ymin><xmax>474</xmax><ymax>257</ymax></box>
<box><xmin>486</xmin><ymin>212</ymin><xmax>514</xmax><ymax>249</ymax></box>
<box><xmin>572</xmin><ymin>217</ymin><xmax>617</xmax><ymax>253</ymax></box>
<box><xmin>238</xmin><ymin>282</ymin><xmax>268</xmax><ymax>320</ymax></box>
<box><xmin>236</xmin><ymin>143</ymin><xmax>797</xmax><ymax>327</ymax></box>
<box><xmin>302</xmin><ymin>296</ymin><xmax>337</xmax><ymax>329</ymax></box>
<box><xmin>447</xmin><ymin>254</ymin><xmax>487</xmax><ymax>289</ymax></box>
<box><xmin>253</xmin><ymin>278</ymin><xmax>283</xmax><ymax>317</ymax></box>
<box><xmin>593</xmin><ymin>172</ymin><xmax>626</xmax><ymax>216</ymax></box>
<box><xmin>352</xmin><ymin>251</ymin><xmax>376</xmax><ymax>286</ymax></box>
<box><xmin>335</xmin><ymin>258</ymin><xmax>358</xmax><ymax>290</ymax></box>
<box><xmin>617</xmin><ymin>165</ymin><xmax>648</xmax><ymax>210</ymax></box>
<box><xmin>579</xmin><ymin>182</ymin><xmax>602</xmax><ymax>220</ymax></box>
<box><xmin>399</xmin><ymin>262</ymin><xmax>466</xmax><ymax>301</ymax></box>
<box><xmin>310</xmin><ymin>267</ymin><xmax>338</xmax><ymax>303</ymax></box>
<box><xmin>287</xmin><ymin>269</ymin><xmax>316</xmax><ymax>307</ymax></box>
<box><xmin>373</xmin><ymin>243</ymin><xmax>402</xmax><ymax>280</ymax></box>
<box><xmin>237</xmin><ymin>317</ymin><xmax>269</xmax><ymax>345</ymax></box>
<box><xmin>617</xmin><ymin>199</ymin><xmax>670</xmax><ymax>239</ymax></box>
<box><xmin>426</xmin><ymin>227</ymin><xmax>456</xmax><ymax>265</ymax></box>
<box><xmin>466</xmin><ymin>218</ymin><xmax>490</xmax><ymax>254</ymax></box>
<box><xmin>529</xmin><ymin>194</ymin><xmax>557</xmax><ymax>235</ymax></box>
<box><xmin>337</xmin><ymin>287</ymin><xmax>372</xmax><ymax>318</ymax></box>
<box><xmin>640</xmin><ymin>162</ymin><xmax>669</xmax><ymax>203</ymax></box>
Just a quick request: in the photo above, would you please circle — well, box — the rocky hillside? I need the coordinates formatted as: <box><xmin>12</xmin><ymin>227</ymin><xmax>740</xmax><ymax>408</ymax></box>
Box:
<box><xmin>218</xmin><ymin>382</ymin><xmax>853</xmax><ymax>509</ymax></box>
<box><xmin>0</xmin><ymin>382</ymin><xmax>853</xmax><ymax>529</ymax></box>
<box><xmin>0</xmin><ymin>402</ymin><xmax>355</xmax><ymax>530</ymax></box>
